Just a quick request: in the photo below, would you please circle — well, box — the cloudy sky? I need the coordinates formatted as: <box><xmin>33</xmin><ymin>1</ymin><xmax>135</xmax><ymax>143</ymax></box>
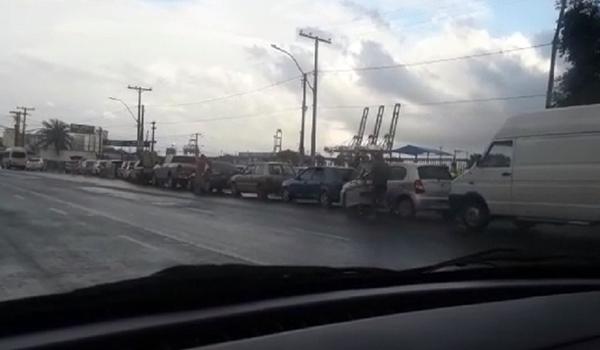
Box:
<box><xmin>1</xmin><ymin>0</ymin><xmax>557</xmax><ymax>156</ymax></box>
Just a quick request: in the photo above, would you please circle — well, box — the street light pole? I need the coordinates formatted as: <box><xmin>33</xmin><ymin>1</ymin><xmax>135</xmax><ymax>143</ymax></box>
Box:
<box><xmin>271</xmin><ymin>44</ymin><xmax>313</xmax><ymax>159</ymax></box>
<box><xmin>299</xmin><ymin>30</ymin><xmax>332</xmax><ymax>163</ymax></box>
<box><xmin>16</xmin><ymin>106</ymin><xmax>34</xmax><ymax>147</ymax></box>
<box><xmin>300</xmin><ymin>73</ymin><xmax>307</xmax><ymax>157</ymax></box>
<box><xmin>127</xmin><ymin>85</ymin><xmax>152</xmax><ymax>153</ymax></box>
<box><xmin>108</xmin><ymin>97</ymin><xmax>137</xmax><ymax>122</ymax></box>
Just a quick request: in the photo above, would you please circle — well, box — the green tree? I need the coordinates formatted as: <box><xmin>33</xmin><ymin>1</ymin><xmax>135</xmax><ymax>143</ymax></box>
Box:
<box><xmin>276</xmin><ymin>149</ymin><xmax>300</xmax><ymax>166</ymax></box>
<box><xmin>38</xmin><ymin>119</ymin><xmax>74</xmax><ymax>155</ymax></box>
<box><xmin>553</xmin><ymin>0</ymin><xmax>600</xmax><ymax>106</ymax></box>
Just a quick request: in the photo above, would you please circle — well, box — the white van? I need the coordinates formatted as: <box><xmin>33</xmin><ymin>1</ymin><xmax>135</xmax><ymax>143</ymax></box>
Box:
<box><xmin>1</xmin><ymin>147</ymin><xmax>28</xmax><ymax>170</ymax></box>
<box><xmin>450</xmin><ymin>103</ymin><xmax>600</xmax><ymax>231</ymax></box>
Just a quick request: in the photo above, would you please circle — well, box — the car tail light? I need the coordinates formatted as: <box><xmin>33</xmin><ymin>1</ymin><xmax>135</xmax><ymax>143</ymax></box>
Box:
<box><xmin>414</xmin><ymin>179</ymin><xmax>425</xmax><ymax>194</ymax></box>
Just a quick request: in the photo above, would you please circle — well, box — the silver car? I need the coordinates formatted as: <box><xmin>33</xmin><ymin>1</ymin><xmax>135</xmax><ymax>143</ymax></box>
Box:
<box><xmin>341</xmin><ymin>163</ymin><xmax>452</xmax><ymax>218</ymax></box>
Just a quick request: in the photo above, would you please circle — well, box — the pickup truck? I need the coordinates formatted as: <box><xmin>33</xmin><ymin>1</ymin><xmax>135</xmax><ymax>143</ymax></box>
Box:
<box><xmin>229</xmin><ymin>162</ymin><xmax>295</xmax><ymax>199</ymax></box>
<box><xmin>152</xmin><ymin>155</ymin><xmax>196</xmax><ymax>189</ymax></box>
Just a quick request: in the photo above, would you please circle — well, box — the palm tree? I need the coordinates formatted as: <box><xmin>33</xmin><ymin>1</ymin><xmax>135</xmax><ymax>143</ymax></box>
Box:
<box><xmin>38</xmin><ymin>119</ymin><xmax>74</xmax><ymax>155</ymax></box>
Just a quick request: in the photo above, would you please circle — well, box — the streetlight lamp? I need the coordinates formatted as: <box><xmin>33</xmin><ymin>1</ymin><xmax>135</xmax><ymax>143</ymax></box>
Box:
<box><xmin>271</xmin><ymin>44</ymin><xmax>312</xmax><ymax>160</ymax></box>
<box><xmin>108</xmin><ymin>97</ymin><xmax>137</xmax><ymax>124</ymax></box>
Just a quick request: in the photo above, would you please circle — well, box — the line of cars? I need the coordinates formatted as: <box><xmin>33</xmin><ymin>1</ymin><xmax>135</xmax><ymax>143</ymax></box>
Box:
<box><xmin>1</xmin><ymin>147</ymin><xmax>45</xmax><ymax>171</ymax></box>
<box><xmin>113</xmin><ymin>152</ymin><xmax>455</xmax><ymax>220</ymax></box>
<box><xmin>70</xmin><ymin>104</ymin><xmax>600</xmax><ymax>232</ymax></box>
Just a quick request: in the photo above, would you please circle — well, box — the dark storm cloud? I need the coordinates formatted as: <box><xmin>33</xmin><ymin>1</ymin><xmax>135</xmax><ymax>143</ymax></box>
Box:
<box><xmin>465</xmin><ymin>55</ymin><xmax>547</xmax><ymax>115</ymax></box>
<box><xmin>340</xmin><ymin>1</ymin><xmax>390</xmax><ymax>29</ymax></box>
<box><xmin>352</xmin><ymin>40</ymin><xmax>446</xmax><ymax>103</ymax></box>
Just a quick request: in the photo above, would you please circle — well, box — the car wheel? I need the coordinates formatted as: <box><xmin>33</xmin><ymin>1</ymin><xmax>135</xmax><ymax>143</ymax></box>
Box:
<box><xmin>166</xmin><ymin>175</ymin><xmax>176</xmax><ymax>189</ymax></box>
<box><xmin>319</xmin><ymin>191</ymin><xmax>332</xmax><ymax>208</ymax></box>
<box><xmin>393</xmin><ymin>197</ymin><xmax>415</xmax><ymax>219</ymax></box>
<box><xmin>257</xmin><ymin>187</ymin><xmax>268</xmax><ymax>200</ymax></box>
<box><xmin>180</xmin><ymin>180</ymin><xmax>188</xmax><ymax>190</ymax></box>
<box><xmin>461</xmin><ymin>199</ymin><xmax>490</xmax><ymax>232</ymax></box>
<box><xmin>282</xmin><ymin>188</ymin><xmax>293</xmax><ymax>202</ymax></box>
<box><xmin>230</xmin><ymin>183</ymin><xmax>241</xmax><ymax>197</ymax></box>
<box><xmin>203</xmin><ymin>180</ymin><xmax>212</xmax><ymax>194</ymax></box>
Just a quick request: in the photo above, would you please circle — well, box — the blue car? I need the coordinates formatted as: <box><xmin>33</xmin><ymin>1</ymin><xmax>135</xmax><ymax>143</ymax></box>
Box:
<box><xmin>282</xmin><ymin>166</ymin><xmax>354</xmax><ymax>207</ymax></box>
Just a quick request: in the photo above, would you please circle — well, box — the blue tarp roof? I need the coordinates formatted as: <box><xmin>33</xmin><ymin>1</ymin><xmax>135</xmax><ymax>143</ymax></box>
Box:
<box><xmin>391</xmin><ymin>144</ymin><xmax>452</xmax><ymax>156</ymax></box>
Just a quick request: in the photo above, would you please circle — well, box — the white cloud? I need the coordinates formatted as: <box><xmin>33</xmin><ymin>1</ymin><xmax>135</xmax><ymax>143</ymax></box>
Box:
<box><xmin>0</xmin><ymin>0</ymin><xmax>552</xmax><ymax>156</ymax></box>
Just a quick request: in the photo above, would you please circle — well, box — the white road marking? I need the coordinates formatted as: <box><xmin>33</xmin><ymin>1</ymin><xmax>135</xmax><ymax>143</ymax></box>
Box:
<box><xmin>0</xmin><ymin>183</ymin><xmax>263</xmax><ymax>265</ymax></box>
<box><xmin>119</xmin><ymin>235</ymin><xmax>159</xmax><ymax>251</ymax></box>
<box><xmin>48</xmin><ymin>207</ymin><xmax>68</xmax><ymax>216</ymax></box>
<box><xmin>13</xmin><ymin>194</ymin><xmax>25</xmax><ymax>200</ymax></box>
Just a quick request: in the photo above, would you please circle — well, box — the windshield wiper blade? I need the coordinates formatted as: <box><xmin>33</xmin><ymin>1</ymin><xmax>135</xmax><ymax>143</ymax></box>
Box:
<box><xmin>409</xmin><ymin>248</ymin><xmax>600</xmax><ymax>274</ymax></box>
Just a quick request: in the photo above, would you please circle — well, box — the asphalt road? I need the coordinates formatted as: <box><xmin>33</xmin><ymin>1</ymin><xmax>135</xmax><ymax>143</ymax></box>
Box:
<box><xmin>0</xmin><ymin>169</ymin><xmax>598</xmax><ymax>301</ymax></box>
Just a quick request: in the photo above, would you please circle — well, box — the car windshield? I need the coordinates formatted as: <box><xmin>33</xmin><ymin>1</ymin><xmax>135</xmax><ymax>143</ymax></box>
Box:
<box><xmin>1</xmin><ymin>0</ymin><xmax>599</xmax><ymax>317</ymax></box>
<box><xmin>418</xmin><ymin>166</ymin><xmax>451</xmax><ymax>180</ymax></box>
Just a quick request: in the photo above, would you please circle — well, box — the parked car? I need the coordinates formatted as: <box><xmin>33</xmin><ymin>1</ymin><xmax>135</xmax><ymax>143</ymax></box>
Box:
<box><xmin>341</xmin><ymin>163</ymin><xmax>452</xmax><ymax>218</ymax></box>
<box><xmin>117</xmin><ymin>161</ymin><xmax>133</xmax><ymax>179</ymax></box>
<box><xmin>191</xmin><ymin>160</ymin><xmax>239</xmax><ymax>194</ymax></box>
<box><xmin>450</xmin><ymin>103</ymin><xmax>600</xmax><ymax>232</ymax></box>
<box><xmin>230</xmin><ymin>162</ymin><xmax>295</xmax><ymax>199</ymax></box>
<box><xmin>126</xmin><ymin>160</ymin><xmax>154</xmax><ymax>185</ymax></box>
<box><xmin>65</xmin><ymin>157</ymin><xmax>83</xmax><ymax>174</ymax></box>
<box><xmin>1</xmin><ymin>147</ymin><xmax>27</xmax><ymax>170</ymax></box>
<box><xmin>93</xmin><ymin>160</ymin><xmax>110</xmax><ymax>177</ymax></box>
<box><xmin>282</xmin><ymin>166</ymin><xmax>354</xmax><ymax>207</ymax></box>
<box><xmin>153</xmin><ymin>155</ymin><xmax>196</xmax><ymax>189</ymax></box>
<box><xmin>25</xmin><ymin>157</ymin><xmax>45</xmax><ymax>171</ymax></box>
<box><xmin>80</xmin><ymin>159</ymin><xmax>96</xmax><ymax>176</ymax></box>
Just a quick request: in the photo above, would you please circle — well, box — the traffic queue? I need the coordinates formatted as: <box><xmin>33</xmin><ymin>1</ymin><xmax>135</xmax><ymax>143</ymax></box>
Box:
<box><xmin>6</xmin><ymin>103</ymin><xmax>600</xmax><ymax>232</ymax></box>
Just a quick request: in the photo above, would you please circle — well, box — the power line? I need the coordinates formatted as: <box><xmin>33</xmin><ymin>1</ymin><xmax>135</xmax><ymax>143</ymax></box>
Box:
<box><xmin>152</xmin><ymin>75</ymin><xmax>301</xmax><ymax>108</ymax></box>
<box><xmin>321</xmin><ymin>43</ymin><xmax>551</xmax><ymax>74</ymax></box>
<box><xmin>98</xmin><ymin>107</ymin><xmax>300</xmax><ymax>129</ymax></box>
<box><xmin>410</xmin><ymin>93</ymin><xmax>546</xmax><ymax>106</ymax></box>
<box><xmin>318</xmin><ymin>93</ymin><xmax>545</xmax><ymax>109</ymax></box>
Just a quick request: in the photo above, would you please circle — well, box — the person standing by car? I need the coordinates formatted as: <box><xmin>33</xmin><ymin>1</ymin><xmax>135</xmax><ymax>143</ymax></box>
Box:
<box><xmin>371</xmin><ymin>151</ymin><xmax>390</xmax><ymax>207</ymax></box>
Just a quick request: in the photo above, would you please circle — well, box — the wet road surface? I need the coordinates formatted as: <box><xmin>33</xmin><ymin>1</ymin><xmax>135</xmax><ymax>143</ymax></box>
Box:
<box><xmin>0</xmin><ymin>169</ymin><xmax>597</xmax><ymax>301</ymax></box>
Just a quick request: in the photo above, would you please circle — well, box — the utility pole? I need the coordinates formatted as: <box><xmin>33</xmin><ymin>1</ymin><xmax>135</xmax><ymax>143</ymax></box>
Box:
<box><xmin>192</xmin><ymin>133</ymin><xmax>201</xmax><ymax>156</ymax></box>
<box><xmin>127</xmin><ymin>85</ymin><xmax>152</xmax><ymax>152</ymax></box>
<box><xmin>299</xmin><ymin>30</ymin><xmax>331</xmax><ymax>163</ymax></box>
<box><xmin>273</xmin><ymin>129</ymin><xmax>283</xmax><ymax>153</ymax></box>
<box><xmin>546</xmin><ymin>0</ymin><xmax>567</xmax><ymax>108</ymax></box>
<box><xmin>9</xmin><ymin>111</ymin><xmax>22</xmax><ymax>146</ymax></box>
<box><xmin>300</xmin><ymin>73</ymin><xmax>307</xmax><ymax>157</ymax></box>
<box><xmin>140</xmin><ymin>104</ymin><xmax>145</xmax><ymax>150</ymax></box>
<box><xmin>16</xmin><ymin>106</ymin><xmax>34</xmax><ymax>147</ymax></box>
<box><xmin>97</xmin><ymin>127</ymin><xmax>104</xmax><ymax>158</ymax></box>
<box><xmin>151</xmin><ymin>121</ymin><xmax>156</xmax><ymax>152</ymax></box>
